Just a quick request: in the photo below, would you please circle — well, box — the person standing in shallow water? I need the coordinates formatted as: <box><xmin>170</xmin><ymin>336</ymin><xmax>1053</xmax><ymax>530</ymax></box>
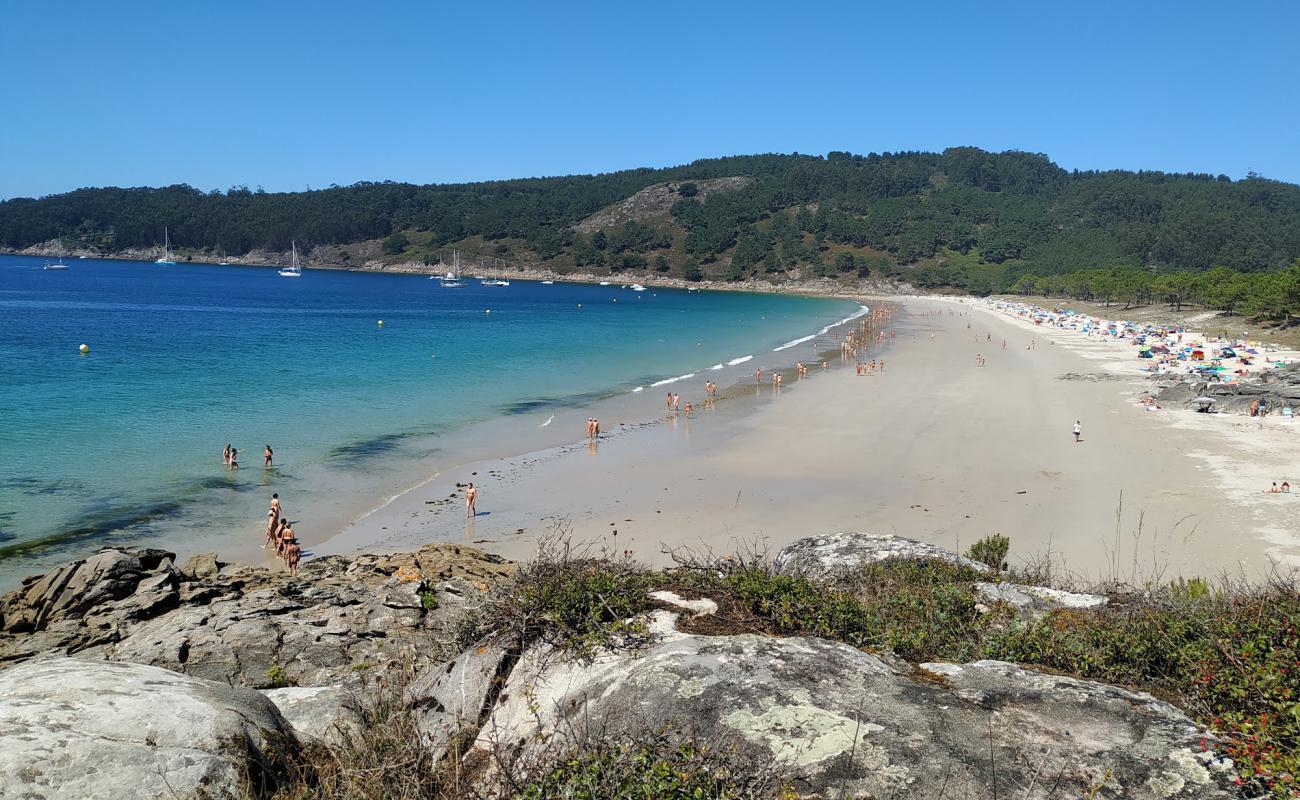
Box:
<box><xmin>264</xmin><ymin>445</ymin><xmax>273</xmax><ymax>467</ymax></box>
<box><xmin>223</xmin><ymin>444</ymin><xmax>231</xmax><ymax>467</ymax></box>
<box><xmin>466</xmin><ymin>483</ymin><xmax>478</xmax><ymax>517</ymax></box>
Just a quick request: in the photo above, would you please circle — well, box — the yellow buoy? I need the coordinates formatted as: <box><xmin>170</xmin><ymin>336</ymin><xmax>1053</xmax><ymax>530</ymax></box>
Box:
<box><xmin>78</xmin><ymin>343</ymin><xmax>90</xmax><ymax>354</ymax></box>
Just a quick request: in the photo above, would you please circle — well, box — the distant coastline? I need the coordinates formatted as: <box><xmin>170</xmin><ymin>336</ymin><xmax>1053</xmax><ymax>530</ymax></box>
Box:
<box><xmin>1</xmin><ymin>243</ymin><xmax>905</xmax><ymax>301</ymax></box>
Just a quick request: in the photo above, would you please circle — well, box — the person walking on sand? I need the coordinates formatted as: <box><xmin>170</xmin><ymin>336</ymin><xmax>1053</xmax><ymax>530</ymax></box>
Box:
<box><xmin>264</xmin><ymin>445</ymin><xmax>273</xmax><ymax>467</ymax></box>
<box><xmin>593</xmin><ymin>419</ymin><xmax>600</xmax><ymax>438</ymax></box>
<box><xmin>465</xmin><ymin>483</ymin><xmax>478</xmax><ymax>517</ymax></box>
<box><xmin>284</xmin><ymin>537</ymin><xmax>301</xmax><ymax>577</ymax></box>
<box><xmin>275</xmin><ymin>518</ymin><xmax>290</xmax><ymax>557</ymax></box>
<box><xmin>279</xmin><ymin>520</ymin><xmax>295</xmax><ymax>559</ymax></box>
<box><xmin>264</xmin><ymin>508</ymin><xmax>278</xmax><ymax>549</ymax></box>
<box><xmin>1073</xmin><ymin>420</ymin><xmax>1082</xmax><ymax>443</ymax></box>
<box><xmin>755</xmin><ymin>368</ymin><xmax>762</xmax><ymax>383</ymax></box>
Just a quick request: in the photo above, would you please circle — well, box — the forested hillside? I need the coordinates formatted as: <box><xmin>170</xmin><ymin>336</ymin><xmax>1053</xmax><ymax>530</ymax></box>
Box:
<box><xmin>4</xmin><ymin>148</ymin><xmax>1300</xmax><ymax>320</ymax></box>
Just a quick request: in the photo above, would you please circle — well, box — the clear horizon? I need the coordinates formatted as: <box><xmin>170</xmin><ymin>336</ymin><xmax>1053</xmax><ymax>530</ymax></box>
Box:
<box><xmin>3</xmin><ymin>0</ymin><xmax>1298</xmax><ymax>199</ymax></box>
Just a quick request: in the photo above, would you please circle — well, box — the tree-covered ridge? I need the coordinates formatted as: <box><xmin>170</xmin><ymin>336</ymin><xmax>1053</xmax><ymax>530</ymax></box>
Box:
<box><xmin>5</xmin><ymin>148</ymin><xmax>1300</xmax><ymax>297</ymax></box>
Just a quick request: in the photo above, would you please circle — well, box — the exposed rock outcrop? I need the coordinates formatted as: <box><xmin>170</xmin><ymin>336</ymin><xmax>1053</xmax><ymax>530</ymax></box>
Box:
<box><xmin>0</xmin><ymin>544</ymin><xmax>513</xmax><ymax>686</ymax></box>
<box><xmin>0</xmin><ymin>658</ymin><xmax>299</xmax><ymax>800</ymax></box>
<box><xmin>470</xmin><ymin>614</ymin><xmax>1232</xmax><ymax>798</ymax></box>
<box><xmin>1156</xmin><ymin>361</ymin><xmax>1300</xmax><ymax>413</ymax></box>
<box><xmin>974</xmin><ymin>581</ymin><xmax>1108</xmax><ymax>615</ymax></box>
<box><xmin>773</xmin><ymin>531</ymin><xmax>992</xmax><ymax>578</ymax></box>
<box><xmin>262</xmin><ymin>685</ymin><xmax>362</xmax><ymax>745</ymax></box>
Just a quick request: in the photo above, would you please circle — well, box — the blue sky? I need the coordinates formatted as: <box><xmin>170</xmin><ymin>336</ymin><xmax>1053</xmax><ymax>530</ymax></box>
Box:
<box><xmin>2</xmin><ymin>0</ymin><xmax>1298</xmax><ymax>198</ymax></box>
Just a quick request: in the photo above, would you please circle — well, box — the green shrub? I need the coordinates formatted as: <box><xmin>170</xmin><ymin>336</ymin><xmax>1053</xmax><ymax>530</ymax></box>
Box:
<box><xmin>266</xmin><ymin>664</ymin><xmax>290</xmax><ymax>688</ymax></box>
<box><xmin>966</xmin><ymin>534</ymin><xmax>1010</xmax><ymax>571</ymax></box>
<box><xmin>716</xmin><ymin>560</ymin><xmax>988</xmax><ymax>662</ymax></box>
<box><xmin>489</xmin><ymin>556</ymin><xmax>656</xmax><ymax>657</ymax></box>
<box><xmin>418</xmin><ymin>589</ymin><xmax>439</xmax><ymax>610</ymax></box>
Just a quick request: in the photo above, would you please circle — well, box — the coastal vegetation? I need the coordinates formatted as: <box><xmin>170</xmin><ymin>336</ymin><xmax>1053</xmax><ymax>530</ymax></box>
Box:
<box><xmin>6</xmin><ymin>149</ymin><xmax>1300</xmax><ymax>321</ymax></box>
<box><xmin>260</xmin><ymin>536</ymin><xmax>1298</xmax><ymax>799</ymax></box>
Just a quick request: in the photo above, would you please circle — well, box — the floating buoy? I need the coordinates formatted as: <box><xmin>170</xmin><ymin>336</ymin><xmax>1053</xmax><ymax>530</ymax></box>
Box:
<box><xmin>377</xmin><ymin>320</ymin><xmax>384</xmax><ymax>327</ymax></box>
<box><xmin>577</xmin><ymin>303</ymin><xmax>582</xmax><ymax>308</ymax></box>
<box><xmin>78</xmin><ymin>343</ymin><xmax>89</xmax><ymax>354</ymax></box>
<box><xmin>485</xmin><ymin>309</ymin><xmax>491</xmax><ymax>314</ymax></box>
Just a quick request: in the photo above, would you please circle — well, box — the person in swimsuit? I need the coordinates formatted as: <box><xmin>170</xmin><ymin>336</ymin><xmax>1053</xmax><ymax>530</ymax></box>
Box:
<box><xmin>279</xmin><ymin>521</ymin><xmax>295</xmax><ymax>560</ymax></box>
<box><xmin>274</xmin><ymin>518</ymin><xmax>290</xmax><ymax>557</ymax></box>
<box><xmin>466</xmin><ymin>483</ymin><xmax>477</xmax><ymax>517</ymax></box>
<box><xmin>223</xmin><ymin>444</ymin><xmax>231</xmax><ymax>467</ymax></box>
<box><xmin>229</xmin><ymin>448</ymin><xmax>239</xmax><ymax>469</ymax></box>
<box><xmin>264</xmin><ymin>508</ymin><xmax>278</xmax><ymax>549</ymax></box>
<box><xmin>1073</xmin><ymin>421</ymin><xmax>1082</xmax><ymax>443</ymax></box>
<box><xmin>284</xmin><ymin>537</ymin><xmax>301</xmax><ymax>576</ymax></box>
<box><xmin>264</xmin><ymin>445</ymin><xmax>273</xmax><ymax>467</ymax></box>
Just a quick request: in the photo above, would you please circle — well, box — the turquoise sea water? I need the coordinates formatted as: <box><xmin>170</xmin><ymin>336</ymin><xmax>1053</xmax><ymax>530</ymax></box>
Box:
<box><xmin>0</xmin><ymin>254</ymin><xmax>861</xmax><ymax>585</ymax></box>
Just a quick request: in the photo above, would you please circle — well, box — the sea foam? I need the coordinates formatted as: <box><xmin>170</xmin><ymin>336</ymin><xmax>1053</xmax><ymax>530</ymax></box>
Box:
<box><xmin>650</xmin><ymin>373</ymin><xmax>697</xmax><ymax>387</ymax></box>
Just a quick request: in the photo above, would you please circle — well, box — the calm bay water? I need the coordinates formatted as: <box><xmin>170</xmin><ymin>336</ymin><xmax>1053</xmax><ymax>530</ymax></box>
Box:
<box><xmin>0</xmin><ymin>254</ymin><xmax>860</xmax><ymax>584</ymax></box>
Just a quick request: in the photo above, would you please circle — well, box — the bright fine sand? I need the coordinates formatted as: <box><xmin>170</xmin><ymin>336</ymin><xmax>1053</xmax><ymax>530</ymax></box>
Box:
<box><xmin>310</xmin><ymin>296</ymin><xmax>1300</xmax><ymax>584</ymax></box>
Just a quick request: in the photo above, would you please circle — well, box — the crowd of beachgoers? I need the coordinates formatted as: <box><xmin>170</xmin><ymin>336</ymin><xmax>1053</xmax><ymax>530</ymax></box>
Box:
<box><xmin>982</xmin><ymin>299</ymin><xmax>1299</xmax><ymax>419</ymax></box>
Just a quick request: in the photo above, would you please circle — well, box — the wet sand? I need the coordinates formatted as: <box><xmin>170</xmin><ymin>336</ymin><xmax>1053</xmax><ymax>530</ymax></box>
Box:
<box><xmin>308</xmin><ymin>297</ymin><xmax>1298</xmax><ymax>584</ymax></box>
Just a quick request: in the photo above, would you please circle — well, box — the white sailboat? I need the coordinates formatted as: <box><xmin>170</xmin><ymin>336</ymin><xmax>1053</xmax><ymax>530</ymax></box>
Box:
<box><xmin>43</xmin><ymin>237</ymin><xmax>70</xmax><ymax>270</ymax></box>
<box><xmin>156</xmin><ymin>227</ymin><xmax>176</xmax><ymax>265</ymax></box>
<box><xmin>438</xmin><ymin>251</ymin><xmax>465</xmax><ymax>287</ymax></box>
<box><xmin>278</xmin><ymin>242</ymin><xmax>304</xmax><ymax>277</ymax></box>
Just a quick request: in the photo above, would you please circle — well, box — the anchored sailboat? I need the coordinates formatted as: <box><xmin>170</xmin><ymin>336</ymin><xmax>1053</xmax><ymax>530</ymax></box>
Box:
<box><xmin>155</xmin><ymin>227</ymin><xmax>176</xmax><ymax>265</ymax></box>
<box><xmin>43</xmin><ymin>237</ymin><xmax>70</xmax><ymax>270</ymax></box>
<box><xmin>278</xmin><ymin>242</ymin><xmax>303</xmax><ymax>277</ymax></box>
<box><xmin>438</xmin><ymin>251</ymin><xmax>465</xmax><ymax>287</ymax></box>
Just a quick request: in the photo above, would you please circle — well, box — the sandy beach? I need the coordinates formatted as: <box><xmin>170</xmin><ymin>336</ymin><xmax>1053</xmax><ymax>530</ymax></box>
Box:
<box><xmin>292</xmin><ymin>296</ymin><xmax>1300</xmax><ymax>584</ymax></box>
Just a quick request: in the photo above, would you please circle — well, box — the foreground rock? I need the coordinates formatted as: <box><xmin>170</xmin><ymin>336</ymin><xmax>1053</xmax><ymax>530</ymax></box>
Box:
<box><xmin>472</xmin><ymin>615</ymin><xmax>1232</xmax><ymax>799</ymax></box>
<box><xmin>974</xmin><ymin>581</ymin><xmax>1108</xmax><ymax>615</ymax></box>
<box><xmin>0</xmin><ymin>543</ymin><xmax>513</xmax><ymax>686</ymax></box>
<box><xmin>774</xmin><ymin>531</ymin><xmax>992</xmax><ymax>578</ymax></box>
<box><xmin>0</xmin><ymin>658</ymin><xmax>299</xmax><ymax>800</ymax></box>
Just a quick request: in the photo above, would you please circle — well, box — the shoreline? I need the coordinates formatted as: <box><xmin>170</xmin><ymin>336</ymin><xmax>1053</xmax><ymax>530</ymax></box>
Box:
<box><xmin>223</xmin><ymin>304</ymin><xmax>884</xmax><ymax>577</ymax></box>
<box><xmin>0</xmin><ymin>264</ymin><xmax>871</xmax><ymax>591</ymax></box>
<box><xmin>311</xmin><ymin>295</ymin><xmax>1300</xmax><ymax>584</ymax></box>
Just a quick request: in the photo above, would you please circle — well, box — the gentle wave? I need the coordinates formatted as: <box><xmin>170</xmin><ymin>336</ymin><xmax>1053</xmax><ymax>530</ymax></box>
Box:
<box><xmin>631</xmin><ymin>386</ymin><xmax>644</xmax><ymax>393</ymax></box>
<box><xmin>650</xmin><ymin>372</ymin><xmax>697</xmax><ymax>387</ymax></box>
<box><xmin>817</xmin><ymin>305</ymin><xmax>870</xmax><ymax>335</ymax></box>
<box><xmin>709</xmin><ymin>363</ymin><xmax>725</xmax><ymax>370</ymax></box>
<box><xmin>727</xmin><ymin>355</ymin><xmax>754</xmax><ymax>366</ymax></box>
<box><xmin>773</xmin><ymin>334</ymin><xmax>816</xmax><ymax>352</ymax></box>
